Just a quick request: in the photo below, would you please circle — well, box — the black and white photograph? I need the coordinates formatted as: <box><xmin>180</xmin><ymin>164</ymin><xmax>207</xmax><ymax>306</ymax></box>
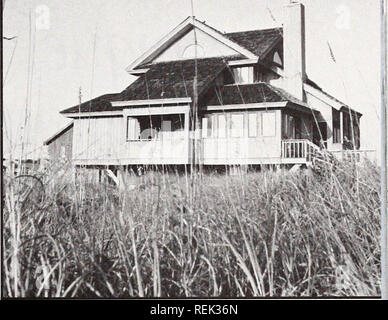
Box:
<box><xmin>1</xmin><ymin>0</ymin><xmax>387</xmax><ymax>302</ymax></box>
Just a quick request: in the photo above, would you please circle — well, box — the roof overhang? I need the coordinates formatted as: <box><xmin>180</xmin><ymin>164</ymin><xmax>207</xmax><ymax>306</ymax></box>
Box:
<box><xmin>204</xmin><ymin>101</ymin><xmax>288</xmax><ymax>111</ymax></box>
<box><xmin>65</xmin><ymin>110</ymin><xmax>123</xmax><ymax>118</ymax></box>
<box><xmin>303</xmin><ymin>83</ymin><xmax>362</xmax><ymax>117</ymax></box>
<box><xmin>129</xmin><ymin>68</ymin><xmax>149</xmax><ymax>76</ymax></box>
<box><xmin>126</xmin><ymin>17</ymin><xmax>258</xmax><ymax>74</ymax></box>
<box><xmin>111</xmin><ymin>97</ymin><xmax>192</xmax><ymax>107</ymax></box>
<box><xmin>227</xmin><ymin>58</ymin><xmax>259</xmax><ymax>67</ymax></box>
<box><xmin>123</xmin><ymin>105</ymin><xmax>190</xmax><ymax>116</ymax></box>
<box><xmin>43</xmin><ymin>121</ymin><xmax>74</xmax><ymax>145</ymax></box>
<box><xmin>205</xmin><ymin>101</ymin><xmax>319</xmax><ymax>115</ymax></box>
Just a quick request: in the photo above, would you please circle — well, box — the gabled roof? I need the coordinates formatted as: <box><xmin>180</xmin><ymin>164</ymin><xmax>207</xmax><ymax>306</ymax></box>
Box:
<box><xmin>127</xmin><ymin>17</ymin><xmax>259</xmax><ymax>73</ymax></box>
<box><xmin>224</xmin><ymin>28</ymin><xmax>283</xmax><ymax>58</ymax></box>
<box><xmin>127</xmin><ymin>17</ymin><xmax>282</xmax><ymax>73</ymax></box>
<box><xmin>207</xmin><ymin>82</ymin><xmax>308</xmax><ymax>107</ymax></box>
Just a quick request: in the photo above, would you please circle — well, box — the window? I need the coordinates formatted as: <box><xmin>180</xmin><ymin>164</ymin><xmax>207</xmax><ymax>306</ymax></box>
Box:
<box><xmin>127</xmin><ymin>117</ymin><xmax>140</xmax><ymax>140</ymax></box>
<box><xmin>233</xmin><ymin>66</ymin><xmax>254</xmax><ymax>84</ymax></box>
<box><xmin>283</xmin><ymin>114</ymin><xmax>295</xmax><ymax>139</ymax></box>
<box><xmin>127</xmin><ymin>115</ymin><xmax>184</xmax><ymax>141</ymax></box>
<box><xmin>202</xmin><ymin>115</ymin><xmax>216</xmax><ymax>138</ymax></box>
<box><xmin>161</xmin><ymin>120</ymin><xmax>172</xmax><ymax>139</ymax></box>
<box><xmin>218</xmin><ymin>114</ymin><xmax>226</xmax><ymax>138</ymax></box>
<box><xmin>273</xmin><ymin>51</ymin><xmax>282</xmax><ymax>66</ymax></box>
<box><xmin>282</xmin><ymin>113</ymin><xmax>301</xmax><ymax>139</ymax></box>
<box><xmin>171</xmin><ymin>116</ymin><xmax>184</xmax><ymax>131</ymax></box>
<box><xmin>202</xmin><ymin>117</ymin><xmax>208</xmax><ymax>138</ymax></box>
<box><xmin>230</xmin><ymin>114</ymin><xmax>244</xmax><ymax>138</ymax></box>
<box><xmin>332</xmin><ymin>110</ymin><xmax>341</xmax><ymax>144</ymax></box>
<box><xmin>343</xmin><ymin>113</ymin><xmax>352</xmax><ymax>143</ymax></box>
<box><xmin>262</xmin><ymin>112</ymin><xmax>276</xmax><ymax>137</ymax></box>
<box><xmin>248</xmin><ymin>113</ymin><xmax>258</xmax><ymax>137</ymax></box>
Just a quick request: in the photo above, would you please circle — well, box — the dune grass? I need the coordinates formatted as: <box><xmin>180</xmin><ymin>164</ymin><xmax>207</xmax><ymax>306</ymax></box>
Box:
<box><xmin>2</xmin><ymin>160</ymin><xmax>381</xmax><ymax>297</ymax></box>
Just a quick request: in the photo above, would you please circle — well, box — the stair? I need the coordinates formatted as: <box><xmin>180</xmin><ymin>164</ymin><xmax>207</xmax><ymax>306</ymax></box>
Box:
<box><xmin>104</xmin><ymin>169</ymin><xmax>120</xmax><ymax>186</ymax></box>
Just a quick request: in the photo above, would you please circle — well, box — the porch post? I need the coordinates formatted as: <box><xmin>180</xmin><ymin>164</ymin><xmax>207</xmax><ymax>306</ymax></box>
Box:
<box><xmin>340</xmin><ymin>111</ymin><xmax>344</xmax><ymax>145</ymax></box>
<box><xmin>184</xmin><ymin>109</ymin><xmax>190</xmax><ymax>163</ymax></box>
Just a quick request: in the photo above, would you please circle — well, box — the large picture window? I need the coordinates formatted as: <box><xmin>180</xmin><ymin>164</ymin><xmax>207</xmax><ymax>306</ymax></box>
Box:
<box><xmin>126</xmin><ymin>114</ymin><xmax>184</xmax><ymax>141</ymax></box>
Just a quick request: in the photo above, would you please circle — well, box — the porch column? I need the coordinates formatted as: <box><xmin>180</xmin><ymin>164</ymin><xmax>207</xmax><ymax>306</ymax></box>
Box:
<box><xmin>184</xmin><ymin>109</ymin><xmax>190</xmax><ymax>162</ymax></box>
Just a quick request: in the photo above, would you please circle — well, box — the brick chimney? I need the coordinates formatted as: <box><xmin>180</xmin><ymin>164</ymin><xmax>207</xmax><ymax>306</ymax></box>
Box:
<box><xmin>283</xmin><ymin>2</ymin><xmax>306</xmax><ymax>101</ymax></box>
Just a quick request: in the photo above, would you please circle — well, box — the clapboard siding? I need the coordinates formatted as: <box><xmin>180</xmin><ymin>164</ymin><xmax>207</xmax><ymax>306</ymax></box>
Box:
<box><xmin>73</xmin><ymin>117</ymin><xmax>124</xmax><ymax>163</ymax></box>
<box><xmin>72</xmin><ymin>117</ymin><xmax>190</xmax><ymax>165</ymax></box>
<box><xmin>47</xmin><ymin>124</ymin><xmax>73</xmax><ymax>162</ymax></box>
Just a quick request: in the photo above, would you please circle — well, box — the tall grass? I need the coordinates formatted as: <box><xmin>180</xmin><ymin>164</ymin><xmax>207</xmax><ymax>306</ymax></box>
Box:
<box><xmin>2</xmin><ymin>160</ymin><xmax>381</xmax><ymax>297</ymax></box>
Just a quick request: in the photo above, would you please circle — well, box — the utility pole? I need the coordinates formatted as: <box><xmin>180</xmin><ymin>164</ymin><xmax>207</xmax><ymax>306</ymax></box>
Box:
<box><xmin>79</xmin><ymin>87</ymin><xmax>82</xmax><ymax>113</ymax></box>
<box><xmin>190</xmin><ymin>0</ymin><xmax>200</xmax><ymax>176</ymax></box>
<box><xmin>381</xmin><ymin>0</ymin><xmax>387</xmax><ymax>300</ymax></box>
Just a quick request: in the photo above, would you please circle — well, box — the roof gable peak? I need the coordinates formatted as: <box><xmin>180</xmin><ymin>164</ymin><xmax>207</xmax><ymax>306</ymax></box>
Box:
<box><xmin>126</xmin><ymin>17</ymin><xmax>258</xmax><ymax>74</ymax></box>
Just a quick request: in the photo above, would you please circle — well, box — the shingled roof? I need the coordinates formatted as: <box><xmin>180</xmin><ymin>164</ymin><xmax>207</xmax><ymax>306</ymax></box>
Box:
<box><xmin>61</xmin><ymin>57</ymin><xmax>229</xmax><ymax>114</ymax></box>
<box><xmin>121</xmin><ymin>57</ymin><xmax>228</xmax><ymax>100</ymax></box>
<box><xmin>60</xmin><ymin>93</ymin><xmax>122</xmax><ymax>114</ymax></box>
<box><xmin>207</xmin><ymin>82</ymin><xmax>307</xmax><ymax>107</ymax></box>
<box><xmin>224</xmin><ymin>27</ymin><xmax>282</xmax><ymax>58</ymax></box>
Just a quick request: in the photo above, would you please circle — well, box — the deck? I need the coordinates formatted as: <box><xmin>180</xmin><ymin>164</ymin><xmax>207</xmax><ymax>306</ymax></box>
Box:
<box><xmin>73</xmin><ymin>135</ymin><xmax>326</xmax><ymax>166</ymax></box>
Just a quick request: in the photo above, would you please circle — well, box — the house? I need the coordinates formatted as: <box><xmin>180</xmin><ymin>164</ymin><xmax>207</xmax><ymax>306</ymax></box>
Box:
<box><xmin>49</xmin><ymin>2</ymin><xmax>363</xmax><ymax>173</ymax></box>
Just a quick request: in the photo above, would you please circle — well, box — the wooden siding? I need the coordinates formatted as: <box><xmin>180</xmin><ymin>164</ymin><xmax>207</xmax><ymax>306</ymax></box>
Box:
<box><xmin>47</xmin><ymin>125</ymin><xmax>73</xmax><ymax>163</ymax></box>
<box><xmin>72</xmin><ymin>117</ymin><xmax>125</xmax><ymax>164</ymax></box>
<box><xmin>70</xmin><ymin>108</ymin><xmax>322</xmax><ymax>166</ymax></box>
<box><xmin>72</xmin><ymin>116</ymin><xmax>190</xmax><ymax>165</ymax></box>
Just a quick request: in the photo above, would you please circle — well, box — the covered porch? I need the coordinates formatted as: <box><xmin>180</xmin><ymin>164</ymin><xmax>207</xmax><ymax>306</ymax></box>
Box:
<box><xmin>122</xmin><ymin>103</ymin><xmax>191</xmax><ymax>165</ymax></box>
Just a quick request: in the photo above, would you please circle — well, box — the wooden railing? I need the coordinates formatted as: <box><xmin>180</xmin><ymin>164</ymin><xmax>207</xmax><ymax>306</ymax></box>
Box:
<box><xmin>282</xmin><ymin>140</ymin><xmax>376</xmax><ymax>165</ymax></box>
<box><xmin>281</xmin><ymin>139</ymin><xmax>321</xmax><ymax>162</ymax></box>
<box><xmin>330</xmin><ymin>149</ymin><xmax>376</xmax><ymax>162</ymax></box>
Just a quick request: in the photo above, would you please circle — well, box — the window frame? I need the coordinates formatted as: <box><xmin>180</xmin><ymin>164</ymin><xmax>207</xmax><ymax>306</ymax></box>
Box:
<box><xmin>217</xmin><ymin>113</ymin><xmax>227</xmax><ymax>138</ymax></box>
<box><xmin>126</xmin><ymin>116</ymin><xmax>140</xmax><ymax>141</ymax></box>
<box><xmin>232</xmin><ymin>66</ymin><xmax>254</xmax><ymax>84</ymax></box>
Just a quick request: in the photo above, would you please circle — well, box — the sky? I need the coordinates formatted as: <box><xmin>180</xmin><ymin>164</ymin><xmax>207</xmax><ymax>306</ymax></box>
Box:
<box><xmin>2</xmin><ymin>0</ymin><xmax>382</xmax><ymax>160</ymax></box>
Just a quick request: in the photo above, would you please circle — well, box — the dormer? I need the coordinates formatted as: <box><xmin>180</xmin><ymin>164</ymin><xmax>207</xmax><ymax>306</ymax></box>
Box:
<box><xmin>227</xmin><ymin>62</ymin><xmax>280</xmax><ymax>85</ymax></box>
<box><xmin>232</xmin><ymin>66</ymin><xmax>254</xmax><ymax>84</ymax></box>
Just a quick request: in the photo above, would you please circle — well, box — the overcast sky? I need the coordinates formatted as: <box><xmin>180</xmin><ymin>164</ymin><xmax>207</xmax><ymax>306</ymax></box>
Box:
<box><xmin>2</xmin><ymin>0</ymin><xmax>381</xmax><ymax>160</ymax></box>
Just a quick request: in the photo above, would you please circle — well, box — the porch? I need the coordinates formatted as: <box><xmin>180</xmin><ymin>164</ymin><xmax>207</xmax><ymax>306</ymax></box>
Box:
<box><xmin>280</xmin><ymin>139</ymin><xmax>321</xmax><ymax>164</ymax></box>
<box><xmin>200</xmin><ymin>137</ymin><xmax>321</xmax><ymax>166</ymax></box>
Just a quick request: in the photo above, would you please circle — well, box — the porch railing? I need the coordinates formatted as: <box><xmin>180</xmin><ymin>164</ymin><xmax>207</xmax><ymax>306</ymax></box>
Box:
<box><xmin>281</xmin><ymin>139</ymin><xmax>321</xmax><ymax>162</ymax></box>
<box><xmin>330</xmin><ymin>149</ymin><xmax>376</xmax><ymax>162</ymax></box>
